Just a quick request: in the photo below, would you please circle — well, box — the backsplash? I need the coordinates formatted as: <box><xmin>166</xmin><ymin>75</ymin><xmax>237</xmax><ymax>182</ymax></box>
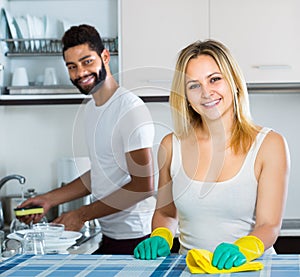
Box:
<box><xmin>0</xmin><ymin>93</ymin><xmax>300</xmax><ymax>219</ymax></box>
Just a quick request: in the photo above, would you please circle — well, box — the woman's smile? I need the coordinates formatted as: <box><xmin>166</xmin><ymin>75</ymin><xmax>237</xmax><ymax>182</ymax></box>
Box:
<box><xmin>202</xmin><ymin>98</ymin><xmax>221</xmax><ymax>108</ymax></box>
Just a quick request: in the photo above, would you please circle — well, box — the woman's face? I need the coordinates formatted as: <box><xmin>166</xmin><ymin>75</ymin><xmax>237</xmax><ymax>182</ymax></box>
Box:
<box><xmin>185</xmin><ymin>54</ymin><xmax>234</xmax><ymax>122</ymax></box>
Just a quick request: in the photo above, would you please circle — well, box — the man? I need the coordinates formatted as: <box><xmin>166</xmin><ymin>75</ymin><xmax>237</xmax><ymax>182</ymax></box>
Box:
<box><xmin>18</xmin><ymin>24</ymin><xmax>156</xmax><ymax>254</ymax></box>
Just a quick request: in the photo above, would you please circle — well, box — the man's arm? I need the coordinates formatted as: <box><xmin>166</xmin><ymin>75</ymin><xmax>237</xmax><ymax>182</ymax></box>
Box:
<box><xmin>18</xmin><ymin>170</ymin><xmax>91</xmax><ymax>224</ymax></box>
<box><xmin>54</xmin><ymin>148</ymin><xmax>155</xmax><ymax>230</ymax></box>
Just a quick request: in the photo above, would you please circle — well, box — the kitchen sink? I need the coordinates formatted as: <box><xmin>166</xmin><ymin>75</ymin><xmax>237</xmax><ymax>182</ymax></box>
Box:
<box><xmin>69</xmin><ymin>226</ymin><xmax>101</xmax><ymax>249</ymax></box>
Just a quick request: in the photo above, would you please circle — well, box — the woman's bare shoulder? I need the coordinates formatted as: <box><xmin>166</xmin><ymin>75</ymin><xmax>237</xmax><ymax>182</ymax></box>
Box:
<box><xmin>158</xmin><ymin>133</ymin><xmax>174</xmax><ymax>163</ymax></box>
<box><xmin>160</xmin><ymin>132</ymin><xmax>174</xmax><ymax>146</ymax></box>
<box><xmin>260</xmin><ymin>129</ymin><xmax>289</xmax><ymax>157</ymax></box>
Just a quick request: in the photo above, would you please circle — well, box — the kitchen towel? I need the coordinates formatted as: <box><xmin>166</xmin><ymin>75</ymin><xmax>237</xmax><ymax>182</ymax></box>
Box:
<box><xmin>186</xmin><ymin>248</ymin><xmax>264</xmax><ymax>274</ymax></box>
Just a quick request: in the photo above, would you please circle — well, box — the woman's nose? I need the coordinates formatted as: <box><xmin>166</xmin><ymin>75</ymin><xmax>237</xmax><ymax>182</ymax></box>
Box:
<box><xmin>201</xmin><ymin>85</ymin><xmax>212</xmax><ymax>98</ymax></box>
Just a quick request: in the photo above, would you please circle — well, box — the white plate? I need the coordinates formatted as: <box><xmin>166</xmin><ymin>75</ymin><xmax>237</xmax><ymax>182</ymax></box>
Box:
<box><xmin>8</xmin><ymin>229</ymin><xmax>81</xmax><ymax>254</ymax></box>
<box><xmin>2</xmin><ymin>8</ymin><xmax>18</xmax><ymax>48</ymax></box>
<box><xmin>26</xmin><ymin>14</ymin><xmax>35</xmax><ymax>50</ymax></box>
<box><xmin>44</xmin><ymin>15</ymin><xmax>59</xmax><ymax>38</ymax></box>
<box><xmin>7</xmin><ymin>230</ymin><xmax>82</xmax><ymax>244</ymax></box>
<box><xmin>13</xmin><ymin>16</ymin><xmax>30</xmax><ymax>49</ymax></box>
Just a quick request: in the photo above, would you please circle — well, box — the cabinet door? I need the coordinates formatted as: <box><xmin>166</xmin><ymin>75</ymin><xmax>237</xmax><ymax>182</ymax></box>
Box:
<box><xmin>210</xmin><ymin>0</ymin><xmax>300</xmax><ymax>83</ymax></box>
<box><xmin>119</xmin><ymin>0</ymin><xmax>209</xmax><ymax>96</ymax></box>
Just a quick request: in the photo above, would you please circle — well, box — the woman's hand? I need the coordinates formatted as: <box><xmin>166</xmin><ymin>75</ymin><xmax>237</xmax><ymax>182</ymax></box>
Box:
<box><xmin>134</xmin><ymin>236</ymin><xmax>170</xmax><ymax>260</ymax></box>
<box><xmin>212</xmin><ymin>242</ymin><xmax>246</xmax><ymax>269</ymax></box>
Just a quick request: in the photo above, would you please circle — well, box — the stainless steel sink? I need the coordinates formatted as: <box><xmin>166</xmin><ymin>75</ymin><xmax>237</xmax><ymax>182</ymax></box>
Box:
<box><xmin>69</xmin><ymin>226</ymin><xmax>101</xmax><ymax>249</ymax></box>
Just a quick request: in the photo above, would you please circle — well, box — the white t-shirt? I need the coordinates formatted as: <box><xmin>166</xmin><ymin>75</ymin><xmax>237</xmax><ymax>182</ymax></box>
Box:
<box><xmin>84</xmin><ymin>87</ymin><xmax>156</xmax><ymax>239</ymax></box>
<box><xmin>171</xmin><ymin>127</ymin><xmax>276</xmax><ymax>255</ymax></box>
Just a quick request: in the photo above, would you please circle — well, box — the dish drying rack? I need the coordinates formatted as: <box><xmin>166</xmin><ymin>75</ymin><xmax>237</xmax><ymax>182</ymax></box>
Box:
<box><xmin>1</xmin><ymin>38</ymin><xmax>63</xmax><ymax>56</ymax></box>
<box><xmin>1</xmin><ymin>37</ymin><xmax>118</xmax><ymax>57</ymax></box>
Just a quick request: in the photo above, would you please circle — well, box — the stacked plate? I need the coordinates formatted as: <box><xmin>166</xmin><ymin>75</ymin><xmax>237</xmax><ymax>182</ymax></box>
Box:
<box><xmin>8</xmin><ymin>229</ymin><xmax>82</xmax><ymax>254</ymax></box>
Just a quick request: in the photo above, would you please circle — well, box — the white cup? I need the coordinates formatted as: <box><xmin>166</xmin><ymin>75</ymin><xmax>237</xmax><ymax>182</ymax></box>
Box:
<box><xmin>43</xmin><ymin>67</ymin><xmax>58</xmax><ymax>86</ymax></box>
<box><xmin>11</xmin><ymin>67</ymin><xmax>29</xmax><ymax>86</ymax></box>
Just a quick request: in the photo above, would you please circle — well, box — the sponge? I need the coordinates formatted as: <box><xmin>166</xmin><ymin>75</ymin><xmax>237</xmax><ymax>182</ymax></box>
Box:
<box><xmin>14</xmin><ymin>206</ymin><xmax>44</xmax><ymax>216</ymax></box>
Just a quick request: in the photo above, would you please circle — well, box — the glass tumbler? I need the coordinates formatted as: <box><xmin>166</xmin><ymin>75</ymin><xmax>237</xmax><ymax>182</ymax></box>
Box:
<box><xmin>10</xmin><ymin>218</ymin><xmax>30</xmax><ymax>233</ymax></box>
<box><xmin>22</xmin><ymin>232</ymin><xmax>45</xmax><ymax>255</ymax></box>
<box><xmin>0</xmin><ymin>230</ymin><xmax>5</xmax><ymax>258</ymax></box>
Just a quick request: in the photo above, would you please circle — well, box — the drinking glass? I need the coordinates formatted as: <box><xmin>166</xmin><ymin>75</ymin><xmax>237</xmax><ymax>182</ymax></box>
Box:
<box><xmin>22</xmin><ymin>232</ymin><xmax>45</xmax><ymax>255</ymax></box>
<box><xmin>10</xmin><ymin>218</ymin><xmax>30</xmax><ymax>233</ymax></box>
<box><xmin>0</xmin><ymin>230</ymin><xmax>5</xmax><ymax>258</ymax></box>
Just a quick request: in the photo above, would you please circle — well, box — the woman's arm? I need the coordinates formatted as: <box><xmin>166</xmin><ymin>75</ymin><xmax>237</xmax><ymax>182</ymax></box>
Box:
<box><xmin>250</xmin><ymin>130</ymin><xmax>290</xmax><ymax>249</ymax></box>
<box><xmin>152</xmin><ymin>133</ymin><xmax>179</xmax><ymax>236</ymax></box>
<box><xmin>212</xmin><ymin>130</ymin><xmax>290</xmax><ymax>269</ymax></box>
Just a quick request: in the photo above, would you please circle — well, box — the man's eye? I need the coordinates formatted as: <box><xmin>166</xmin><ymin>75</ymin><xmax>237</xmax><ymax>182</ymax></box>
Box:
<box><xmin>84</xmin><ymin>59</ymin><xmax>93</xmax><ymax>65</ymax></box>
<box><xmin>68</xmin><ymin>65</ymin><xmax>76</xmax><ymax>70</ymax></box>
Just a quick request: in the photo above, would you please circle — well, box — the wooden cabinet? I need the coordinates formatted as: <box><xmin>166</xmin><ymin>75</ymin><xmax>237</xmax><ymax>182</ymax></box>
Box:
<box><xmin>210</xmin><ymin>0</ymin><xmax>300</xmax><ymax>83</ymax></box>
<box><xmin>119</xmin><ymin>0</ymin><xmax>209</xmax><ymax>96</ymax></box>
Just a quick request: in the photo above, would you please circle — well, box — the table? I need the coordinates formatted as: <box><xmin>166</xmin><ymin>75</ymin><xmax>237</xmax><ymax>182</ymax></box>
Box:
<box><xmin>1</xmin><ymin>254</ymin><xmax>300</xmax><ymax>276</ymax></box>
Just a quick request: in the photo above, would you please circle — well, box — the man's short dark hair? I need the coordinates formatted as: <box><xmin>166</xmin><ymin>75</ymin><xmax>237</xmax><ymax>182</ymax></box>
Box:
<box><xmin>62</xmin><ymin>24</ymin><xmax>104</xmax><ymax>59</ymax></box>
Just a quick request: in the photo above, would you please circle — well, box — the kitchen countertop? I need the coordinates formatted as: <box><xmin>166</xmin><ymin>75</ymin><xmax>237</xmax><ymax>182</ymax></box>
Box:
<box><xmin>67</xmin><ymin>231</ymin><xmax>102</xmax><ymax>254</ymax></box>
<box><xmin>1</xmin><ymin>224</ymin><xmax>102</xmax><ymax>255</ymax></box>
<box><xmin>2</xmin><ymin>253</ymin><xmax>300</xmax><ymax>276</ymax></box>
<box><xmin>2</xmin><ymin>218</ymin><xmax>300</xmax><ymax>256</ymax></box>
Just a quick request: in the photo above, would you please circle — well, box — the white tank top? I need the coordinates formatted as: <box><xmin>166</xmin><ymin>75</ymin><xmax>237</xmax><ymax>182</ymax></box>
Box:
<box><xmin>171</xmin><ymin>127</ymin><xmax>276</xmax><ymax>255</ymax></box>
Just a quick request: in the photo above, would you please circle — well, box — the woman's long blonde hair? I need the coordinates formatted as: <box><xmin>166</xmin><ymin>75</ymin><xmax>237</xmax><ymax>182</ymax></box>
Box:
<box><xmin>169</xmin><ymin>39</ymin><xmax>258</xmax><ymax>154</ymax></box>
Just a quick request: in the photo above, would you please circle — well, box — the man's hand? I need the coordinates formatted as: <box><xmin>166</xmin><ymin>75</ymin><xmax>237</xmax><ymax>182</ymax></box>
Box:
<box><xmin>53</xmin><ymin>209</ymin><xmax>86</xmax><ymax>231</ymax></box>
<box><xmin>17</xmin><ymin>195</ymin><xmax>52</xmax><ymax>225</ymax></box>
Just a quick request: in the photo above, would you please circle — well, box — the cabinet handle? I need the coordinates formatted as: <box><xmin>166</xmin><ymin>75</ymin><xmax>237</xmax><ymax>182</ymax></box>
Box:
<box><xmin>253</xmin><ymin>65</ymin><xmax>291</xmax><ymax>70</ymax></box>
<box><xmin>146</xmin><ymin>79</ymin><xmax>171</xmax><ymax>84</ymax></box>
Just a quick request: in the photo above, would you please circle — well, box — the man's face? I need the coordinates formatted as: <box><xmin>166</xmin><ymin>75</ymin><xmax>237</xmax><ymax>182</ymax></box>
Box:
<box><xmin>64</xmin><ymin>43</ymin><xmax>106</xmax><ymax>95</ymax></box>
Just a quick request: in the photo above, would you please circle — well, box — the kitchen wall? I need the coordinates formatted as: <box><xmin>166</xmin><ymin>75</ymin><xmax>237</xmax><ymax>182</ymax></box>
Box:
<box><xmin>1</xmin><ymin>0</ymin><xmax>300</xmax><ymax>220</ymax></box>
<box><xmin>1</xmin><ymin>93</ymin><xmax>300</xmax><ymax>220</ymax></box>
<box><xmin>249</xmin><ymin>93</ymin><xmax>300</xmax><ymax>219</ymax></box>
<box><xmin>0</xmin><ymin>104</ymin><xmax>87</xmax><ymax>195</ymax></box>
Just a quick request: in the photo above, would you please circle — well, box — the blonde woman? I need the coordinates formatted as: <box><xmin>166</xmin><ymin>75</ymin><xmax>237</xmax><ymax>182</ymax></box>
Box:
<box><xmin>134</xmin><ymin>40</ymin><xmax>290</xmax><ymax>270</ymax></box>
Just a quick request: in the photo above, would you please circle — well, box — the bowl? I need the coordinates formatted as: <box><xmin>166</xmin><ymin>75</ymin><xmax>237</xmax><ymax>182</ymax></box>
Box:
<box><xmin>32</xmin><ymin>223</ymin><xmax>65</xmax><ymax>239</ymax></box>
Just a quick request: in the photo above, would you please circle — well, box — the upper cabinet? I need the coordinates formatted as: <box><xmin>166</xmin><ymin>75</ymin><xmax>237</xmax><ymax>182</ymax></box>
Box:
<box><xmin>0</xmin><ymin>0</ymin><xmax>118</xmax><ymax>104</ymax></box>
<box><xmin>119</xmin><ymin>0</ymin><xmax>209</xmax><ymax>96</ymax></box>
<box><xmin>210</xmin><ymin>0</ymin><xmax>300</xmax><ymax>83</ymax></box>
<box><xmin>120</xmin><ymin>0</ymin><xmax>300</xmax><ymax>98</ymax></box>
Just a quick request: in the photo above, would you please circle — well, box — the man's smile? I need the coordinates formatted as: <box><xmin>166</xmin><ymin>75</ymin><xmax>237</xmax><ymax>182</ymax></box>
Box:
<box><xmin>78</xmin><ymin>75</ymin><xmax>95</xmax><ymax>85</ymax></box>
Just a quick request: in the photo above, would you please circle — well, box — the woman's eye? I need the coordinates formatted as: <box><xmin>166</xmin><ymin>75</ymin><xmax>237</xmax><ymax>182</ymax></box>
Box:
<box><xmin>211</xmin><ymin>77</ymin><xmax>221</xmax><ymax>83</ymax></box>
<box><xmin>188</xmin><ymin>83</ymin><xmax>200</xmax><ymax>90</ymax></box>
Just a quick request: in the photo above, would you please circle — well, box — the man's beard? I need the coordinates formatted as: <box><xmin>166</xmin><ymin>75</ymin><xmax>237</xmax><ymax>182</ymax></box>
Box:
<box><xmin>71</xmin><ymin>66</ymin><xmax>107</xmax><ymax>95</ymax></box>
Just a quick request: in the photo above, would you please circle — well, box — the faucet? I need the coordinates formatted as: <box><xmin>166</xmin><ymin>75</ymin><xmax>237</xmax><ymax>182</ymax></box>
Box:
<box><xmin>0</xmin><ymin>174</ymin><xmax>26</xmax><ymax>191</ymax></box>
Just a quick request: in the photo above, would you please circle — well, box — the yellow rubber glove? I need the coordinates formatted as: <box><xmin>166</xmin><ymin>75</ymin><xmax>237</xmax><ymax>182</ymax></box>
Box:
<box><xmin>234</xmin><ymin>235</ymin><xmax>264</xmax><ymax>261</ymax></box>
<box><xmin>150</xmin><ymin>227</ymin><xmax>174</xmax><ymax>249</ymax></box>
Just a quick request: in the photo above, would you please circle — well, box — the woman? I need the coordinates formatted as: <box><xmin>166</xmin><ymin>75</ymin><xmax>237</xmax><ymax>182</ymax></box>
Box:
<box><xmin>134</xmin><ymin>40</ymin><xmax>290</xmax><ymax>270</ymax></box>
